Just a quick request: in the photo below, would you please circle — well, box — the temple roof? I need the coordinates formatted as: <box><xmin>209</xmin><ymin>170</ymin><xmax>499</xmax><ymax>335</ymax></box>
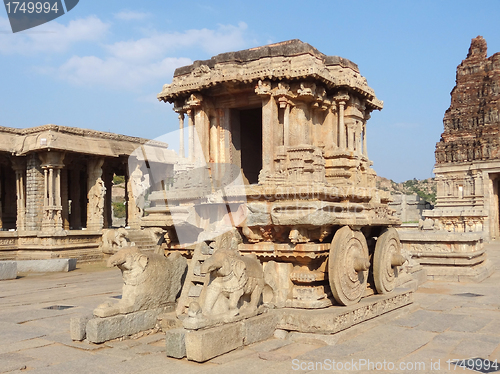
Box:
<box><xmin>0</xmin><ymin>125</ymin><xmax>171</xmax><ymax>161</ymax></box>
<box><xmin>158</xmin><ymin>40</ymin><xmax>382</xmax><ymax>109</ymax></box>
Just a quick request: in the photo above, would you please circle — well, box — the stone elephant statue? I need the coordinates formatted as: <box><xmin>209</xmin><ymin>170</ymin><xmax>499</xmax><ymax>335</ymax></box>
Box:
<box><xmin>200</xmin><ymin>248</ymin><xmax>265</xmax><ymax>316</ymax></box>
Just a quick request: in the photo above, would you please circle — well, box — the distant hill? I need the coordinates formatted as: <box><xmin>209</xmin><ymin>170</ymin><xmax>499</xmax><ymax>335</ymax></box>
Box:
<box><xmin>376</xmin><ymin>176</ymin><xmax>436</xmax><ymax>204</ymax></box>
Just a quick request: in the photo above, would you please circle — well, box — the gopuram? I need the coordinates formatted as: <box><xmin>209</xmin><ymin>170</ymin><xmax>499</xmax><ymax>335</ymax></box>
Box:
<box><xmin>399</xmin><ymin>36</ymin><xmax>498</xmax><ymax>281</ymax></box>
<box><xmin>0</xmin><ymin>125</ymin><xmax>173</xmax><ymax>261</ymax></box>
<box><xmin>92</xmin><ymin>39</ymin><xmax>423</xmax><ymax>361</ymax></box>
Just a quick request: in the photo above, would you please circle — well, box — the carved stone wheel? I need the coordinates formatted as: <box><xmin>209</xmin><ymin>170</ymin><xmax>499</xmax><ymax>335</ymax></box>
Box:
<box><xmin>373</xmin><ymin>228</ymin><xmax>405</xmax><ymax>294</ymax></box>
<box><xmin>328</xmin><ymin>226</ymin><xmax>370</xmax><ymax>306</ymax></box>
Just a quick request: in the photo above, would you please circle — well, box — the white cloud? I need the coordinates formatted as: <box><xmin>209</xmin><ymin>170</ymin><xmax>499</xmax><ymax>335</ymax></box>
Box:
<box><xmin>56</xmin><ymin>55</ymin><xmax>192</xmax><ymax>90</ymax></box>
<box><xmin>50</xmin><ymin>22</ymin><xmax>253</xmax><ymax>91</ymax></box>
<box><xmin>106</xmin><ymin>22</ymin><xmax>250</xmax><ymax>62</ymax></box>
<box><xmin>0</xmin><ymin>16</ymin><xmax>109</xmax><ymax>54</ymax></box>
<box><xmin>114</xmin><ymin>11</ymin><xmax>150</xmax><ymax>21</ymax></box>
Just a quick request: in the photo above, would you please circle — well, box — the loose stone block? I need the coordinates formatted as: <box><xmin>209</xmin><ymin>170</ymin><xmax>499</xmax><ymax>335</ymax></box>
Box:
<box><xmin>16</xmin><ymin>258</ymin><xmax>77</xmax><ymax>273</ymax></box>
<box><xmin>157</xmin><ymin>311</ymin><xmax>183</xmax><ymax>331</ymax></box>
<box><xmin>165</xmin><ymin>328</ymin><xmax>186</xmax><ymax>358</ymax></box>
<box><xmin>242</xmin><ymin>312</ymin><xmax>280</xmax><ymax>345</ymax></box>
<box><xmin>185</xmin><ymin>321</ymin><xmax>244</xmax><ymax>362</ymax></box>
<box><xmin>0</xmin><ymin>261</ymin><xmax>17</xmax><ymax>280</ymax></box>
<box><xmin>70</xmin><ymin>314</ymin><xmax>92</xmax><ymax>341</ymax></box>
<box><xmin>86</xmin><ymin>308</ymin><xmax>163</xmax><ymax>344</ymax></box>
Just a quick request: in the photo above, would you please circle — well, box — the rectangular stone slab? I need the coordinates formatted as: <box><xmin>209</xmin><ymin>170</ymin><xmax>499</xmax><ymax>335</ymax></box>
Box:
<box><xmin>17</xmin><ymin>259</ymin><xmax>77</xmax><ymax>272</ymax></box>
<box><xmin>278</xmin><ymin>288</ymin><xmax>413</xmax><ymax>334</ymax></box>
<box><xmin>86</xmin><ymin>308</ymin><xmax>164</xmax><ymax>343</ymax></box>
<box><xmin>0</xmin><ymin>261</ymin><xmax>17</xmax><ymax>280</ymax></box>
<box><xmin>165</xmin><ymin>328</ymin><xmax>186</xmax><ymax>359</ymax></box>
<box><xmin>185</xmin><ymin>321</ymin><xmax>244</xmax><ymax>362</ymax></box>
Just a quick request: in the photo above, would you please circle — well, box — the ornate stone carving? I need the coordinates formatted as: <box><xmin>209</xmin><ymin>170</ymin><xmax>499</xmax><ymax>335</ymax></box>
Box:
<box><xmin>199</xmin><ymin>247</ymin><xmax>265</xmax><ymax>317</ymax></box>
<box><xmin>101</xmin><ymin>228</ymin><xmax>129</xmax><ymax>254</ymax></box>
<box><xmin>93</xmin><ymin>246</ymin><xmax>187</xmax><ymax>317</ymax></box>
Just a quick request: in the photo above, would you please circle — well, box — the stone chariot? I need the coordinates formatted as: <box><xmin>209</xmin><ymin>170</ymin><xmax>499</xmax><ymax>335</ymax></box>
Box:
<box><xmin>149</xmin><ymin>40</ymin><xmax>404</xmax><ymax>311</ymax></box>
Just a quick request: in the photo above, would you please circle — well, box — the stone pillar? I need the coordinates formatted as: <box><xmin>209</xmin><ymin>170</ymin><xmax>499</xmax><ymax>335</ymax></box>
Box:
<box><xmin>474</xmin><ymin>172</ymin><xmax>484</xmax><ymax>196</ymax></box>
<box><xmin>103</xmin><ymin>168</ymin><xmax>113</xmax><ymax>229</ymax></box>
<box><xmin>338</xmin><ymin>101</ymin><xmax>346</xmax><ymax>150</ymax></box>
<box><xmin>61</xmin><ymin>169</ymin><xmax>70</xmax><ymax>230</ymax></box>
<box><xmin>195</xmin><ymin>107</ymin><xmax>210</xmax><ymax>163</ymax></box>
<box><xmin>87</xmin><ymin>158</ymin><xmax>105</xmax><ymax>231</ymax></box>
<box><xmin>363</xmin><ymin>113</ymin><xmax>371</xmax><ymax>157</ymax></box>
<box><xmin>126</xmin><ymin>163</ymin><xmax>141</xmax><ymax>230</ymax></box>
<box><xmin>188</xmin><ymin>109</ymin><xmax>194</xmax><ymax>162</ymax></box>
<box><xmin>356</xmin><ymin>121</ymin><xmax>362</xmax><ymax>155</ymax></box>
<box><xmin>178</xmin><ymin>112</ymin><xmax>185</xmax><ymax>158</ymax></box>
<box><xmin>261</xmin><ymin>96</ymin><xmax>277</xmax><ymax>177</ymax></box>
<box><xmin>284</xmin><ymin>103</ymin><xmax>290</xmax><ymax>147</ymax></box>
<box><xmin>210</xmin><ymin>115</ymin><xmax>218</xmax><ymax>164</ymax></box>
<box><xmin>70</xmin><ymin>166</ymin><xmax>82</xmax><ymax>229</ymax></box>
<box><xmin>346</xmin><ymin>121</ymin><xmax>355</xmax><ymax>151</ymax></box>
<box><xmin>25</xmin><ymin>154</ymin><xmax>44</xmax><ymax>231</ymax></box>
<box><xmin>11</xmin><ymin>158</ymin><xmax>26</xmax><ymax>231</ymax></box>
<box><xmin>39</xmin><ymin>151</ymin><xmax>65</xmax><ymax>234</ymax></box>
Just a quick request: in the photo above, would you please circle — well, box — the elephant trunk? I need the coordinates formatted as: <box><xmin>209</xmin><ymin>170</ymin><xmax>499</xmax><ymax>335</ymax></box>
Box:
<box><xmin>200</xmin><ymin>258</ymin><xmax>217</xmax><ymax>275</ymax></box>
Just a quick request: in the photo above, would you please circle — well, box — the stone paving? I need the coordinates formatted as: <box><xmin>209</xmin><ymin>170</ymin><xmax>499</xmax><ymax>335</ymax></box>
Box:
<box><xmin>1</xmin><ymin>244</ymin><xmax>500</xmax><ymax>374</ymax></box>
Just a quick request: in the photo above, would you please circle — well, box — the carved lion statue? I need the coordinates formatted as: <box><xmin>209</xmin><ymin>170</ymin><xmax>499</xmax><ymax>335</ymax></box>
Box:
<box><xmin>101</xmin><ymin>228</ymin><xmax>129</xmax><ymax>254</ymax></box>
<box><xmin>93</xmin><ymin>246</ymin><xmax>187</xmax><ymax>317</ymax></box>
<box><xmin>199</xmin><ymin>247</ymin><xmax>265</xmax><ymax>316</ymax></box>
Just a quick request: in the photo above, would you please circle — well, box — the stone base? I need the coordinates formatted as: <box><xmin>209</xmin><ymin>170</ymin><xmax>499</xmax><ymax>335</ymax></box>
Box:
<box><xmin>86</xmin><ymin>307</ymin><xmax>165</xmax><ymax>344</ymax></box>
<box><xmin>278</xmin><ymin>288</ymin><xmax>413</xmax><ymax>334</ymax></box>
<box><xmin>0</xmin><ymin>261</ymin><xmax>17</xmax><ymax>280</ymax></box>
<box><xmin>398</xmin><ymin>230</ymin><xmax>494</xmax><ymax>282</ymax></box>
<box><xmin>170</xmin><ymin>289</ymin><xmax>413</xmax><ymax>362</ymax></box>
<box><xmin>70</xmin><ymin>313</ymin><xmax>93</xmax><ymax>341</ymax></box>
<box><xmin>17</xmin><ymin>258</ymin><xmax>77</xmax><ymax>272</ymax></box>
<box><xmin>169</xmin><ymin>312</ymin><xmax>280</xmax><ymax>362</ymax></box>
<box><xmin>425</xmin><ymin>259</ymin><xmax>495</xmax><ymax>282</ymax></box>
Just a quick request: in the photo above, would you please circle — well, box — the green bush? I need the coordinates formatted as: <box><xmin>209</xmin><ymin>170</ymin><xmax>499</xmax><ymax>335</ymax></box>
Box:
<box><xmin>113</xmin><ymin>175</ymin><xmax>125</xmax><ymax>185</ymax></box>
<box><xmin>112</xmin><ymin>202</ymin><xmax>126</xmax><ymax>218</ymax></box>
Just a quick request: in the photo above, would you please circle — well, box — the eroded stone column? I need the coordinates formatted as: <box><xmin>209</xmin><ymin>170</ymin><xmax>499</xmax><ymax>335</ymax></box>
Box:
<box><xmin>12</xmin><ymin>158</ymin><xmax>26</xmax><ymax>231</ymax></box>
<box><xmin>178</xmin><ymin>112</ymin><xmax>185</xmax><ymax>158</ymax></box>
<box><xmin>61</xmin><ymin>169</ymin><xmax>69</xmax><ymax>230</ymax></box>
<box><xmin>103</xmin><ymin>168</ymin><xmax>113</xmax><ymax>229</ymax></box>
<box><xmin>261</xmin><ymin>96</ymin><xmax>277</xmax><ymax>178</ymax></box>
<box><xmin>87</xmin><ymin>158</ymin><xmax>105</xmax><ymax>231</ymax></box>
<box><xmin>39</xmin><ymin>151</ymin><xmax>65</xmax><ymax>234</ymax></box>
<box><xmin>25</xmin><ymin>154</ymin><xmax>44</xmax><ymax>231</ymax></box>
<box><xmin>284</xmin><ymin>103</ymin><xmax>290</xmax><ymax>147</ymax></box>
<box><xmin>338</xmin><ymin>101</ymin><xmax>346</xmax><ymax>150</ymax></box>
<box><xmin>188</xmin><ymin>109</ymin><xmax>194</xmax><ymax>162</ymax></box>
<box><xmin>209</xmin><ymin>115</ymin><xmax>218</xmax><ymax>164</ymax></box>
<box><xmin>346</xmin><ymin>121</ymin><xmax>355</xmax><ymax>151</ymax></box>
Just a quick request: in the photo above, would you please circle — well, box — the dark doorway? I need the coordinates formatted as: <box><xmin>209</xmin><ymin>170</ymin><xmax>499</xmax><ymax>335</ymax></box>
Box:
<box><xmin>239</xmin><ymin>108</ymin><xmax>262</xmax><ymax>185</ymax></box>
<box><xmin>0</xmin><ymin>165</ymin><xmax>17</xmax><ymax>230</ymax></box>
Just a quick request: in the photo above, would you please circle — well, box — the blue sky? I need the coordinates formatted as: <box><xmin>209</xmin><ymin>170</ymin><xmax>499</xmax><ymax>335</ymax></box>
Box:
<box><xmin>1</xmin><ymin>1</ymin><xmax>499</xmax><ymax>182</ymax></box>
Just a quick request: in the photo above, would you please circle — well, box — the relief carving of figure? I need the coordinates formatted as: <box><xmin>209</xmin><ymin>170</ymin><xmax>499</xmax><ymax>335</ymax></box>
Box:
<box><xmin>130</xmin><ymin>164</ymin><xmax>150</xmax><ymax>217</ymax></box>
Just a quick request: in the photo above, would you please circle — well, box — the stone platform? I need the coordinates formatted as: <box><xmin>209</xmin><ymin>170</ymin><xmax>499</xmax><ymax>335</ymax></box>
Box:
<box><xmin>167</xmin><ymin>288</ymin><xmax>414</xmax><ymax>362</ymax></box>
<box><xmin>399</xmin><ymin>230</ymin><xmax>494</xmax><ymax>282</ymax></box>
<box><xmin>278</xmin><ymin>288</ymin><xmax>413</xmax><ymax>334</ymax></box>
